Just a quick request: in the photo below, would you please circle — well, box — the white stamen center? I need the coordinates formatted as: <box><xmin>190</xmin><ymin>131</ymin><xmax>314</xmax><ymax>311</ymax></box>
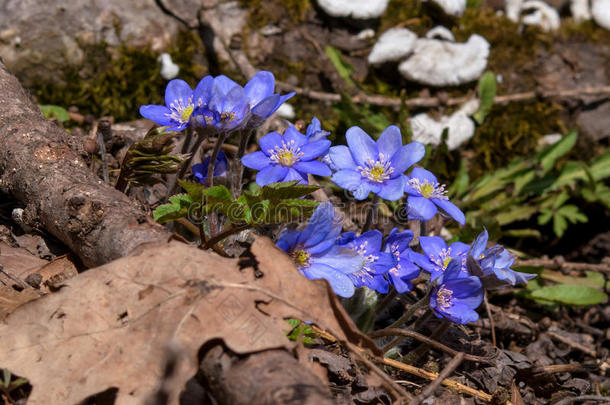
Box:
<box><xmin>436</xmin><ymin>285</ymin><xmax>453</xmax><ymax>309</ymax></box>
<box><xmin>166</xmin><ymin>97</ymin><xmax>194</xmax><ymax>124</ymax></box>
<box><xmin>357</xmin><ymin>153</ymin><xmax>394</xmax><ymax>183</ymax></box>
<box><xmin>268</xmin><ymin>140</ymin><xmax>304</xmax><ymax>167</ymax></box>
<box><xmin>407</xmin><ymin>178</ymin><xmax>448</xmax><ymax>200</ymax></box>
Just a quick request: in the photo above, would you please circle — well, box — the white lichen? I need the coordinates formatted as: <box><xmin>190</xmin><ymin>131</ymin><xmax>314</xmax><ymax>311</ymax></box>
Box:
<box><xmin>592</xmin><ymin>0</ymin><xmax>610</xmax><ymax>29</ymax></box>
<box><xmin>316</xmin><ymin>0</ymin><xmax>390</xmax><ymax>19</ymax></box>
<box><xmin>157</xmin><ymin>53</ymin><xmax>179</xmax><ymax>80</ymax></box>
<box><xmin>368</xmin><ymin>28</ymin><xmax>418</xmax><ymax>65</ymax></box>
<box><xmin>521</xmin><ymin>1</ymin><xmax>561</xmax><ymax>31</ymax></box>
<box><xmin>570</xmin><ymin>0</ymin><xmax>592</xmax><ymax>22</ymax></box>
<box><xmin>409</xmin><ymin>99</ymin><xmax>479</xmax><ymax>150</ymax></box>
<box><xmin>276</xmin><ymin>103</ymin><xmax>295</xmax><ymax>119</ymax></box>
<box><xmin>398</xmin><ymin>34</ymin><xmax>490</xmax><ymax>86</ymax></box>
<box><xmin>426</xmin><ymin>0</ymin><xmax>466</xmax><ymax>17</ymax></box>
<box><xmin>425</xmin><ymin>26</ymin><xmax>456</xmax><ymax>41</ymax></box>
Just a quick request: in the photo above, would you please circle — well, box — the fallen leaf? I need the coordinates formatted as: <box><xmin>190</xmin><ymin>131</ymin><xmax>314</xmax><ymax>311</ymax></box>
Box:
<box><xmin>0</xmin><ymin>237</ymin><xmax>377</xmax><ymax>404</ymax></box>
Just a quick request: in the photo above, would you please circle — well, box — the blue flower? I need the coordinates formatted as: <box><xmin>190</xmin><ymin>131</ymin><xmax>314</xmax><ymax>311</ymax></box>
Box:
<box><xmin>381</xmin><ymin>229</ymin><xmax>421</xmax><ymax>293</ymax></box>
<box><xmin>430</xmin><ymin>258</ymin><xmax>484</xmax><ymax>324</ymax></box>
<box><xmin>241</xmin><ymin>126</ymin><xmax>331</xmax><ymax>186</ymax></box>
<box><xmin>411</xmin><ymin>236</ymin><xmax>470</xmax><ymax>281</ymax></box>
<box><xmin>276</xmin><ymin>202</ymin><xmax>362</xmax><ymax>297</ymax></box>
<box><xmin>469</xmin><ymin>230</ymin><xmax>536</xmax><ymax>289</ymax></box>
<box><xmin>191</xmin><ymin>150</ymin><xmax>228</xmax><ymax>185</ymax></box>
<box><xmin>199</xmin><ymin>75</ymin><xmax>250</xmax><ymax>131</ymax></box>
<box><xmin>305</xmin><ymin>117</ymin><xmax>330</xmax><ymax>142</ymax></box>
<box><xmin>405</xmin><ymin>168</ymin><xmax>465</xmax><ymax>225</ymax></box>
<box><xmin>329</xmin><ymin>126</ymin><xmax>425</xmax><ymax>201</ymax></box>
<box><xmin>140</xmin><ymin>79</ymin><xmax>201</xmax><ymax>131</ymax></box>
<box><xmin>244</xmin><ymin>71</ymin><xmax>295</xmax><ymax>127</ymax></box>
<box><xmin>337</xmin><ymin>230</ymin><xmax>396</xmax><ymax>293</ymax></box>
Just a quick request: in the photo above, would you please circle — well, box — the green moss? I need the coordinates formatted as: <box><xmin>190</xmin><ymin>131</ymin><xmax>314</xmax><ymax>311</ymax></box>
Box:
<box><xmin>27</xmin><ymin>30</ymin><xmax>205</xmax><ymax>122</ymax></box>
<box><xmin>469</xmin><ymin>101</ymin><xmax>564</xmax><ymax>177</ymax></box>
<box><xmin>241</xmin><ymin>0</ymin><xmax>311</xmax><ymax>29</ymax></box>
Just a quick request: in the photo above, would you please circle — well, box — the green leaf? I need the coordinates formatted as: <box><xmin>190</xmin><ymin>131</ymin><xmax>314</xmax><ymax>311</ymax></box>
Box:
<box><xmin>260</xmin><ymin>181</ymin><xmax>319</xmax><ymax>200</ymax></box>
<box><xmin>540</xmin><ymin>269</ymin><xmax>606</xmax><ymax>290</ymax></box>
<box><xmin>40</xmin><ymin>104</ymin><xmax>70</xmax><ymax>122</ymax></box>
<box><xmin>502</xmin><ymin>229</ymin><xmax>541</xmax><ymax>238</ymax></box>
<box><xmin>556</xmin><ymin>204</ymin><xmax>588</xmax><ymax>223</ymax></box>
<box><xmin>538</xmin><ymin>130</ymin><xmax>577</xmax><ymax>174</ymax></box>
<box><xmin>552</xmin><ymin>214</ymin><xmax>568</xmax><ymax>237</ymax></box>
<box><xmin>448</xmin><ymin>159</ymin><xmax>470</xmax><ymax>198</ymax></box>
<box><xmin>324</xmin><ymin>45</ymin><xmax>355</xmax><ymax>88</ymax></box>
<box><xmin>178</xmin><ymin>180</ymin><xmax>207</xmax><ymax>202</ymax></box>
<box><xmin>473</xmin><ymin>72</ymin><xmax>496</xmax><ymax>125</ymax></box>
<box><xmin>530</xmin><ymin>284</ymin><xmax>607</xmax><ymax>306</ymax></box>
<box><xmin>284</xmin><ymin>319</ymin><xmax>318</xmax><ymax>344</ymax></box>
<box><xmin>153</xmin><ymin>194</ymin><xmax>192</xmax><ymax>223</ymax></box>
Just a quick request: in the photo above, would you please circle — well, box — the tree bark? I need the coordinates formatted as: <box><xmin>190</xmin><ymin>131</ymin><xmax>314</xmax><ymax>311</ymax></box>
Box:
<box><xmin>0</xmin><ymin>62</ymin><xmax>338</xmax><ymax>404</ymax></box>
<box><xmin>0</xmin><ymin>61</ymin><xmax>172</xmax><ymax>268</ymax></box>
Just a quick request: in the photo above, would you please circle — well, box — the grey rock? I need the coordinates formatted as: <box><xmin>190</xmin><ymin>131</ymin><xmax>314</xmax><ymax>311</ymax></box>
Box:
<box><xmin>577</xmin><ymin>101</ymin><xmax>610</xmax><ymax>141</ymax></box>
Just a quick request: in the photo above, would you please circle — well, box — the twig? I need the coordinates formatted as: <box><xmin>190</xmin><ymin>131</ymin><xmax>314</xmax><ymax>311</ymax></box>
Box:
<box><xmin>345</xmin><ymin>341</ymin><xmax>413</xmax><ymax>403</ymax></box>
<box><xmin>483</xmin><ymin>292</ymin><xmax>497</xmax><ymax>347</ymax></box>
<box><xmin>383</xmin><ymin>291</ymin><xmax>431</xmax><ymax>331</ymax></box>
<box><xmin>546</xmin><ymin>331</ymin><xmax>597</xmax><ymax>357</ymax></box>
<box><xmin>96</xmin><ymin>119</ymin><xmax>112</xmax><ymax>184</ymax></box>
<box><xmin>403</xmin><ymin>321</ymin><xmax>450</xmax><ymax>365</ymax></box>
<box><xmin>276</xmin><ymin>82</ymin><xmax>610</xmax><ymax>109</ymax></box>
<box><xmin>375</xmin><ymin>289</ymin><xmax>398</xmax><ymax>315</ymax></box>
<box><xmin>231</xmin><ymin>129</ymin><xmax>254</xmax><ymax>198</ymax></box>
<box><xmin>369</xmin><ymin>328</ymin><xmax>495</xmax><ymax>364</ymax></box>
<box><xmin>554</xmin><ymin>395</ymin><xmax>610</xmax><ymax>405</ymax></box>
<box><xmin>408</xmin><ymin>352</ymin><xmax>465</xmax><ymax>405</ymax></box>
<box><xmin>515</xmin><ymin>257</ymin><xmax>610</xmax><ymax>274</ymax></box>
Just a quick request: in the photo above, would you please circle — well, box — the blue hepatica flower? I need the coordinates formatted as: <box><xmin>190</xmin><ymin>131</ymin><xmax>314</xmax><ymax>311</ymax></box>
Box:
<box><xmin>204</xmin><ymin>75</ymin><xmax>250</xmax><ymax>131</ymax></box>
<box><xmin>411</xmin><ymin>236</ymin><xmax>469</xmax><ymax>281</ymax></box>
<box><xmin>244</xmin><ymin>71</ymin><xmax>295</xmax><ymax>127</ymax></box>
<box><xmin>405</xmin><ymin>168</ymin><xmax>466</xmax><ymax>225</ymax></box>
<box><xmin>329</xmin><ymin>126</ymin><xmax>425</xmax><ymax>201</ymax></box>
<box><xmin>337</xmin><ymin>230</ymin><xmax>395</xmax><ymax>293</ymax></box>
<box><xmin>469</xmin><ymin>229</ymin><xmax>536</xmax><ymax>289</ymax></box>
<box><xmin>276</xmin><ymin>202</ymin><xmax>362</xmax><ymax>297</ymax></box>
<box><xmin>241</xmin><ymin>126</ymin><xmax>331</xmax><ymax>186</ymax></box>
<box><xmin>140</xmin><ymin>79</ymin><xmax>201</xmax><ymax>131</ymax></box>
<box><xmin>305</xmin><ymin>117</ymin><xmax>330</xmax><ymax>142</ymax></box>
<box><xmin>430</xmin><ymin>258</ymin><xmax>484</xmax><ymax>324</ymax></box>
<box><xmin>381</xmin><ymin>229</ymin><xmax>421</xmax><ymax>293</ymax></box>
<box><xmin>191</xmin><ymin>150</ymin><xmax>228</xmax><ymax>185</ymax></box>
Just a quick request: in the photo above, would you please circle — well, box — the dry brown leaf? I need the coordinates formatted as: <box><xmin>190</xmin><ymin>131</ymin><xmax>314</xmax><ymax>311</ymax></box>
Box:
<box><xmin>0</xmin><ymin>283</ymin><xmax>42</xmax><ymax>320</ymax></box>
<box><xmin>511</xmin><ymin>379</ymin><xmax>525</xmax><ymax>405</ymax></box>
<box><xmin>17</xmin><ymin>254</ymin><xmax>79</xmax><ymax>292</ymax></box>
<box><xmin>0</xmin><ymin>237</ymin><xmax>378</xmax><ymax>404</ymax></box>
<box><xmin>0</xmin><ymin>242</ymin><xmax>48</xmax><ymax>274</ymax></box>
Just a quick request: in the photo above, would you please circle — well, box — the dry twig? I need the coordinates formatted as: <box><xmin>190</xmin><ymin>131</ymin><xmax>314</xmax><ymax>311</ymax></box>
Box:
<box><xmin>408</xmin><ymin>352</ymin><xmax>465</xmax><ymax>405</ymax></box>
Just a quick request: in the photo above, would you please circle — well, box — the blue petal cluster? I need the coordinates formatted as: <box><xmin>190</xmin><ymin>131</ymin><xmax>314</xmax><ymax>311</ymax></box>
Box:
<box><xmin>241</xmin><ymin>126</ymin><xmax>331</xmax><ymax>186</ymax></box>
<box><xmin>430</xmin><ymin>259</ymin><xmax>484</xmax><ymax>324</ymax></box>
<box><xmin>276</xmin><ymin>202</ymin><xmax>363</xmax><ymax>297</ymax></box>
<box><xmin>381</xmin><ymin>229</ymin><xmax>421</xmax><ymax>293</ymax></box>
<box><xmin>405</xmin><ymin>168</ymin><xmax>465</xmax><ymax>225</ymax></box>
<box><xmin>191</xmin><ymin>150</ymin><xmax>228</xmax><ymax>185</ymax></box>
<box><xmin>411</xmin><ymin>236</ymin><xmax>469</xmax><ymax>281</ymax></box>
<box><xmin>329</xmin><ymin>126</ymin><xmax>425</xmax><ymax>201</ymax></box>
<box><xmin>469</xmin><ymin>229</ymin><xmax>536</xmax><ymax>289</ymax></box>
<box><xmin>140</xmin><ymin>71</ymin><xmax>294</xmax><ymax>132</ymax></box>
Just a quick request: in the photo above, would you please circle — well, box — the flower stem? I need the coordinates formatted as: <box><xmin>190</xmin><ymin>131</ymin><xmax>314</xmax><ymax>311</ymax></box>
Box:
<box><xmin>206</xmin><ymin>131</ymin><xmax>227</xmax><ymax>238</ymax></box>
<box><xmin>203</xmin><ymin>223</ymin><xmax>253</xmax><ymax>250</ymax></box>
<box><xmin>384</xmin><ymin>290</ymin><xmax>431</xmax><ymax>330</ymax></box>
<box><xmin>231</xmin><ymin>129</ymin><xmax>255</xmax><ymax>198</ymax></box>
<box><xmin>362</xmin><ymin>194</ymin><xmax>380</xmax><ymax>232</ymax></box>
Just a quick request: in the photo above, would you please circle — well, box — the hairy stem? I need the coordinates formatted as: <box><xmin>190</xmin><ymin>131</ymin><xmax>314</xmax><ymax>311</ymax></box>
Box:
<box><xmin>383</xmin><ymin>290</ymin><xmax>431</xmax><ymax>331</ymax></box>
<box><xmin>203</xmin><ymin>223</ymin><xmax>253</xmax><ymax>250</ymax></box>
<box><xmin>206</xmin><ymin>131</ymin><xmax>228</xmax><ymax>238</ymax></box>
<box><xmin>231</xmin><ymin>129</ymin><xmax>255</xmax><ymax>198</ymax></box>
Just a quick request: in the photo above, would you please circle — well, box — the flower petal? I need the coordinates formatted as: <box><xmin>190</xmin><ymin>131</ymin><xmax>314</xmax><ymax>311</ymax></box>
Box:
<box><xmin>419</xmin><ymin>236</ymin><xmax>447</xmax><ymax>258</ymax></box>
<box><xmin>139</xmin><ymin>105</ymin><xmax>173</xmax><ymax>126</ymax></box>
<box><xmin>314</xmin><ymin>246</ymin><xmax>363</xmax><ymax>275</ymax></box>
<box><xmin>434</xmin><ymin>198</ymin><xmax>465</xmax><ymax>225</ymax></box>
<box><xmin>213</xmin><ymin>75</ymin><xmax>241</xmax><ymax>96</ymax></box>
<box><xmin>293</xmin><ymin>160</ymin><xmax>332</xmax><ymax>177</ymax></box>
<box><xmin>241</xmin><ymin>151</ymin><xmax>270</xmax><ymax>170</ymax></box>
<box><xmin>329</xmin><ymin>145</ymin><xmax>357</xmax><ymax>170</ymax></box>
<box><xmin>449</xmin><ymin>242</ymin><xmax>470</xmax><ymax>257</ymax></box>
<box><xmin>377</xmin><ymin>125</ymin><xmax>402</xmax><ymax>159</ymax></box>
<box><xmin>377</xmin><ymin>176</ymin><xmax>405</xmax><ymax>201</ymax></box>
<box><xmin>298</xmin><ymin>201</ymin><xmax>334</xmax><ymax>247</ymax></box>
<box><xmin>284</xmin><ymin>168</ymin><xmax>308</xmax><ymax>184</ymax></box>
<box><xmin>259</xmin><ymin>132</ymin><xmax>283</xmax><ymax>155</ymax></box>
<box><xmin>470</xmin><ymin>229</ymin><xmax>488</xmax><ymax>258</ymax></box>
<box><xmin>410</xmin><ymin>251</ymin><xmax>436</xmax><ymax>272</ymax></box>
<box><xmin>300</xmin><ymin>139</ymin><xmax>331</xmax><ymax>161</ymax></box>
<box><xmin>346</xmin><ymin>126</ymin><xmax>378</xmax><ymax>167</ymax></box>
<box><xmin>407</xmin><ymin>196</ymin><xmax>437</xmax><ymax>221</ymax></box>
<box><xmin>256</xmin><ymin>165</ymin><xmax>288</xmax><ymax>186</ymax></box>
<box><xmin>331</xmin><ymin>169</ymin><xmax>362</xmax><ymax>191</ymax></box>
<box><xmin>283</xmin><ymin>126</ymin><xmax>308</xmax><ymax>148</ymax></box>
<box><xmin>251</xmin><ymin>94</ymin><xmax>279</xmax><ymax>119</ymax></box>
<box><xmin>193</xmin><ymin>75</ymin><xmax>214</xmax><ymax>108</ymax></box>
<box><xmin>164</xmin><ymin>79</ymin><xmax>193</xmax><ymax>107</ymax></box>
<box><xmin>276</xmin><ymin>229</ymin><xmax>301</xmax><ymax>252</ymax></box>
<box><xmin>244</xmin><ymin>71</ymin><xmax>275</xmax><ymax>107</ymax></box>
<box><xmin>390</xmin><ymin>142</ymin><xmax>426</xmax><ymax>174</ymax></box>
<box><xmin>410</xmin><ymin>167</ymin><xmax>438</xmax><ymax>184</ymax></box>
<box><xmin>302</xmin><ymin>263</ymin><xmax>355</xmax><ymax>298</ymax></box>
